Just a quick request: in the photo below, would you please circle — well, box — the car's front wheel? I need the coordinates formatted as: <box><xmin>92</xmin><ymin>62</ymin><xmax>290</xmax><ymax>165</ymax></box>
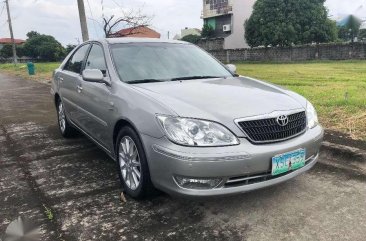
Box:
<box><xmin>56</xmin><ymin>99</ymin><xmax>76</xmax><ymax>138</ymax></box>
<box><xmin>116</xmin><ymin>126</ymin><xmax>155</xmax><ymax>199</ymax></box>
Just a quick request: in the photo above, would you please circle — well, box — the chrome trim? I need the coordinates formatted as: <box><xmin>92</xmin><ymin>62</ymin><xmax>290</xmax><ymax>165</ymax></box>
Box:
<box><xmin>234</xmin><ymin>108</ymin><xmax>307</xmax><ymax>144</ymax></box>
<box><xmin>152</xmin><ymin>144</ymin><xmax>251</xmax><ymax>162</ymax></box>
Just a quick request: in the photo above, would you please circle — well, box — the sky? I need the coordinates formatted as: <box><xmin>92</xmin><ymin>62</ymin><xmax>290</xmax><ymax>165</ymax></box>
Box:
<box><xmin>0</xmin><ymin>0</ymin><xmax>365</xmax><ymax>46</ymax></box>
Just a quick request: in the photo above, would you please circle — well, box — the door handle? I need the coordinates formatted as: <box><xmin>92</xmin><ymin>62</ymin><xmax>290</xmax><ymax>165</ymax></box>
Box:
<box><xmin>58</xmin><ymin>77</ymin><xmax>64</xmax><ymax>83</ymax></box>
<box><xmin>77</xmin><ymin>85</ymin><xmax>83</xmax><ymax>93</ymax></box>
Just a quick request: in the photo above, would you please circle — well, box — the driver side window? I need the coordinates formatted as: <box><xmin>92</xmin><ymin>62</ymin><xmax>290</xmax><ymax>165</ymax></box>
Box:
<box><xmin>64</xmin><ymin>44</ymin><xmax>90</xmax><ymax>74</ymax></box>
<box><xmin>85</xmin><ymin>44</ymin><xmax>107</xmax><ymax>76</ymax></box>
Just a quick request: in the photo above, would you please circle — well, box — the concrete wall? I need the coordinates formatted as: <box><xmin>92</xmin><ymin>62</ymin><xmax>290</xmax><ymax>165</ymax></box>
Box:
<box><xmin>224</xmin><ymin>0</ymin><xmax>256</xmax><ymax>49</ymax></box>
<box><xmin>197</xmin><ymin>38</ymin><xmax>366</xmax><ymax>63</ymax></box>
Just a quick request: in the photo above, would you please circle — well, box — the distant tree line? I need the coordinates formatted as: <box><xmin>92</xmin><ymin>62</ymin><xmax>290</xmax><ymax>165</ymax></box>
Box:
<box><xmin>0</xmin><ymin>31</ymin><xmax>76</xmax><ymax>61</ymax></box>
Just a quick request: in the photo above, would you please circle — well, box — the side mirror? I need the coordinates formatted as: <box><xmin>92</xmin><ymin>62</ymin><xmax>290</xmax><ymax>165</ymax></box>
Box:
<box><xmin>226</xmin><ymin>64</ymin><xmax>237</xmax><ymax>74</ymax></box>
<box><xmin>82</xmin><ymin>69</ymin><xmax>110</xmax><ymax>86</ymax></box>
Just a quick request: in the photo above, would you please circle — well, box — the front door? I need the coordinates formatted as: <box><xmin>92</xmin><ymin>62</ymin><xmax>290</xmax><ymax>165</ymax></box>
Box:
<box><xmin>59</xmin><ymin>44</ymin><xmax>91</xmax><ymax>124</ymax></box>
<box><xmin>75</xmin><ymin>43</ymin><xmax>112</xmax><ymax>147</ymax></box>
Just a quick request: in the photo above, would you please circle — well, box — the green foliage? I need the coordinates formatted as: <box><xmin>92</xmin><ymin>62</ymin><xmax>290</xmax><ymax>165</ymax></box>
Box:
<box><xmin>359</xmin><ymin>29</ymin><xmax>366</xmax><ymax>41</ymax></box>
<box><xmin>181</xmin><ymin>34</ymin><xmax>201</xmax><ymax>44</ymax></box>
<box><xmin>65</xmin><ymin>44</ymin><xmax>77</xmax><ymax>55</ymax></box>
<box><xmin>337</xmin><ymin>26</ymin><xmax>352</xmax><ymax>42</ymax></box>
<box><xmin>27</xmin><ymin>31</ymin><xmax>41</xmax><ymax>39</ymax></box>
<box><xmin>245</xmin><ymin>0</ymin><xmax>338</xmax><ymax>47</ymax></box>
<box><xmin>0</xmin><ymin>44</ymin><xmax>13</xmax><ymax>58</ymax></box>
<box><xmin>202</xmin><ymin>24</ymin><xmax>215</xmax><ymax>38</ymax></box>
<box><xmin>16</xmin><ymin>45</ymin><xmax>25</xmax><ymax>58</ymax></box>
<box><xmin>0</xmin><ymin>44</ymin><xmax>25</xmax><ymax>58</ymax></box>
<box><xmin>23</xmin><ymin>32</ymin><xmax>66</xmax><ymax>61</ymax></box>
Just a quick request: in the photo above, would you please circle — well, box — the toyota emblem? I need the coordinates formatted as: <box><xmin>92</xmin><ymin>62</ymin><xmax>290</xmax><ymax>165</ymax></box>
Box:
<box><xmin>276</xmin><ymin>115</ymin><xmax>289</xmax><ymax>126</ymax></box>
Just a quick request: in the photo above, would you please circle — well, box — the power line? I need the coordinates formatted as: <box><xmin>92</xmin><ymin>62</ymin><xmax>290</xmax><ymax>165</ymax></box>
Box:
<box><xmin>86</xmin><ymin>0</ymin><xmax>100</xmax><ymax>38</ymax></box>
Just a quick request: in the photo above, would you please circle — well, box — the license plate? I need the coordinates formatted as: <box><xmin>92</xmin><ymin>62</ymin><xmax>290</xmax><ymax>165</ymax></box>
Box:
<box><xmin>272</xmin><ymin>149</ymin><xmax>306</xmax><ymax>176</ymax></box>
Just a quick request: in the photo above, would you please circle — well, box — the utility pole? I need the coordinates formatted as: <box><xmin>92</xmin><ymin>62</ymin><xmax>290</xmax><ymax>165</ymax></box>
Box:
<box><xmin>77</xmin><ymin>0</ymin><xmax>89</xmax><ymax>42</ymax></box>
<box><xmin>5</xmin><ymin>0</ymin><xmax>17</xmax><ymax>64</ymax></box>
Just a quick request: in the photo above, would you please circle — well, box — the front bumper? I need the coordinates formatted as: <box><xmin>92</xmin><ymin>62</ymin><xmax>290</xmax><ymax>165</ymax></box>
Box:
<box><xmin>141</xmin><ymin>125</ymin><xmax>324</xmax><ymax>197</ymax></box>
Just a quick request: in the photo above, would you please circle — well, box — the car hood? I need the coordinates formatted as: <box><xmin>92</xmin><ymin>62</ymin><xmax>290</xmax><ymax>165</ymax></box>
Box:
<box><xmin>132</xmin><ymin>77</ymin><xmax>306</xmax><ymax>134</ymax></box>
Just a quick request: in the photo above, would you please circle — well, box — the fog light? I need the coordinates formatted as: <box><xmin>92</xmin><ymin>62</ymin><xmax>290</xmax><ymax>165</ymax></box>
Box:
<box><xmin>174</xmin><ymin>176</ymin><xmax>223</xmax><ymax>190</ymax></box>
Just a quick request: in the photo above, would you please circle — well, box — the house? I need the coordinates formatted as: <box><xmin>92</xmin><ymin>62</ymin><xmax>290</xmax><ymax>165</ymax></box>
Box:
<box><xmin>110</xmin><ymin>26</ymin><xmax>161</xmax><ymax>39</ymax></box>
<box><xmin>201</xmin><ymin>0</ymin><xmax>256</xmax><ymax>49</ymax></box>
<box><xmin>0</xmin><ymin>38</ymin><xmax>25</xmax><ymax>50</ymax></box>
<box><xmin>174</xmin><ymin>27</ymin><xmax>202</xmax><ymax>40</ymax></box>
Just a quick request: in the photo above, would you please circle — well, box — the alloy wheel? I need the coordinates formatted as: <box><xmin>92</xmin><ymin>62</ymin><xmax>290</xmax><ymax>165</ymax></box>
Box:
<box><xmin>58</xmin><ymin>102</ymin><xmax>66</xmax><ymax>133</ymax></box>
<box><xmin>119</xmin><ymin>136</ymin><xmax>142</xmax><ymax>190</ymax></box>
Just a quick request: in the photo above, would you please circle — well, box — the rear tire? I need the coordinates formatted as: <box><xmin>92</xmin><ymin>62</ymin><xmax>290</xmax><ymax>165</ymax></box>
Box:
<box><xmin>116</xmin><ymin>126</ymin><xmax>156</xmax><ymax>199</ymax></box>
<box><xmin>56</xmin><ymin>99</ymin><xmax>77</xmax><ymax>138</ymax></box>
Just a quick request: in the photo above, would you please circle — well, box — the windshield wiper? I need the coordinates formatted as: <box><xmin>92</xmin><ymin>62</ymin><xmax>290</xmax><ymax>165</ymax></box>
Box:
<box><xmin>170</xmin><ymin>76</ymin><xmax>223</xmax><ymax>81</ymax></box>
<box><xmin>127</xmin><ymin>79</ymin><xmax>167</xmax><ymax>84</ymax></box>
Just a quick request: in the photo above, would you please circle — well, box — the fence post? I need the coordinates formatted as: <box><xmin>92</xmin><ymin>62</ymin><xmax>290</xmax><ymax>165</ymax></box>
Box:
<box><xmin>226</xmin><ymin>50</ymin><xmax>230</xmax><ymax>64</ymax></box>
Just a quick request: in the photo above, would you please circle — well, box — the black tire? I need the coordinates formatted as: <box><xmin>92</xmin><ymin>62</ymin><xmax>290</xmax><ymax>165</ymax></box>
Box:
<box><xmin>56</xmin><ymin>99</ymin><xmax>77</xmax><ymax>138</ymax></box>
<box><xmin>116</xmin><ymin>126</ymin><xmax>156</xmax><ymax>199</ymax></box>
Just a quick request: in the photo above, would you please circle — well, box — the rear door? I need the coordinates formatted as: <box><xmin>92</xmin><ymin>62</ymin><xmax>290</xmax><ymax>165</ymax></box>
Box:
<box><xmin>74</xmin><ymin>43</ymin><xmax>112</xmax><ymax>147</ymax></box>
<box><xmin>59</xmin><ymin>44</ymin><xmax>91</xmax><ymax>125</ymax></box>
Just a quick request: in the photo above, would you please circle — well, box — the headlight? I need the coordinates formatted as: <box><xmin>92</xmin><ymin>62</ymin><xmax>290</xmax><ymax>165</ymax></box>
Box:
<box><xmin>156</xmin><ymin>115</ymin><xmax>239</xmax><ymax>146</ymax></box>
<box><xmin>306</xmin><ymin>101</ymin><xmax>319</xmax><ymax>129</ymax></box>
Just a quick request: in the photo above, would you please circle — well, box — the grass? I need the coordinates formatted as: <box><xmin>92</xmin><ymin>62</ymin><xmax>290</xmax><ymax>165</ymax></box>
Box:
<box><xmin>0</xmin><ymin>60</ymin><xmax>365</xmax><ymax>140</ymax></box>
<box><xmin>0</xmin><ymin>62</ymin><xmax>60</xmax><ymax>84</ymax></box>
<box><xmin>43</xmin><ymin>204</ymin><xmax>54</xmax><ymax>221</ymax></box>
<box><xmin>236</xmin><ymin>61</ymin><xmax>366</xmax><ymax>140</ymax></box>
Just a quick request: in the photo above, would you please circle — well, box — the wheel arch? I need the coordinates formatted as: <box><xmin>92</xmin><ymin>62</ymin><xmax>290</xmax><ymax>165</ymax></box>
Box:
<box><xmin>54</xmin><ymin>93</ymin><xmax>61</xmax><ymax>107</ymax></box>
<box><xmin>113</xmin><ymin>118</ymin><xmax>143</xmax><ymax>156</ymax></box>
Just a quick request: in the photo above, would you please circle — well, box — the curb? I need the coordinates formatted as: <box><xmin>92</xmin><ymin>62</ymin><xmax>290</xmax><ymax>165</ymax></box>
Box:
<box><xmin>321</xmin><ymin>141</ymin><xmax>366</xmax><ymax>162</ymax></box>
<box><xmin>319</xmin><ymin>141</ymin><xmax>366</xmax><ymax>176</ymax></box>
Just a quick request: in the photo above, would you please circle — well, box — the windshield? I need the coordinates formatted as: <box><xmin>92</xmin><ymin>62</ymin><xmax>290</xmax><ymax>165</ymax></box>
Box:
<box><xmin>110</xmin><ymin>43</ymin><xmax>233</xmax><ymax>83</ymax></box>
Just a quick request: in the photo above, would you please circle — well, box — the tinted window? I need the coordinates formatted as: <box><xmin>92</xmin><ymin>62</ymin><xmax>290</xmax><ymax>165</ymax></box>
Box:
<box><xmin>85</xmin><ymin>44</ymin><xmax>107</xmax><ymax>75</ymax></box>
<box><xmin>64</xmin><ymin>44</ymin><xmax>90</xmax><ymax>73</ymax></box>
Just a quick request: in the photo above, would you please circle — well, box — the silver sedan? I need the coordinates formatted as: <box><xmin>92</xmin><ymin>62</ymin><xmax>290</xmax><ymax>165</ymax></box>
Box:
<box><xmin>51</xmin><ymin>38</ymin><xmax>323</xmax><ymax>199</ymax></box>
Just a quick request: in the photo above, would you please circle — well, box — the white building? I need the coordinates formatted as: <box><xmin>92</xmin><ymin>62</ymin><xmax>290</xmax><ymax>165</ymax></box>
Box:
<box><xmin>173</xmin><ymin>28</ymin><xmax>202</xmax><ymax>40</ymax></box>
<box><xmin>202</xmin><ymin>0</ymin><xmax>256</xmax><ymax>49</ymax></box>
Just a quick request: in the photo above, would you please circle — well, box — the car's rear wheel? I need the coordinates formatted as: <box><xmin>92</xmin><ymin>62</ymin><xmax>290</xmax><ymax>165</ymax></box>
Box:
<box><xmin>116</xmin><ymin>126</ymin><xmax>155</xmax><ymax>199</ymax></box>
<box><xmin>56</xmin><ymin>99</ymin><xmax>76</xmax><ymax>138</ymax></box>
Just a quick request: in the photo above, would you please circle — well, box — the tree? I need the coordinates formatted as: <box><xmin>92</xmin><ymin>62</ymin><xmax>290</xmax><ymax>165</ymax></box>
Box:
<box><xmin>26</xmin><ymin>31</ymin><xmax>40</xmax><ymax>39</ymax></box>
<box><xmin>0</xmin><ymin>44</ymin><xmax>13</xmax><ymax>58</ymax></box>
<box><xmin>338</xmin><ymin>26</ymin><xmax>352</xmax><ymax>42</ymax></box>
<box><xmin>359</xmin><ymin>29</ymin><xmax>366</xmax><ymax>41</ymax></box>
<box><xmin>23</xmin><ymin>33</ymin><xmax>65</xmax><ymax>61</ymax></box>
<box><xmin>65</xmin><ymin>44</ymin><xmax>77</xmax><ymax>55</ymax></box>
<box><xmin>102</xmin><ymin>8</ymin><xmax>151</xmax><ymax>37</ymax></box>
<box><xmin>201</xmin><ymin>24</ymin><xmax>214</xmax><ymax>38</ymax></box>
<box><xmin>181</xmin><ymin>34</ymin><xmax>201</xmax><ymax>44</ymax></box>
<box><xmin>245</xmin><ymin>0</ymin><xmax>337</xmax><ymax>47</ymax></box>
<box><xmin>16</xmin><ymin>45</ymin><xmax>25</xmax><ymax>58</ymax></box>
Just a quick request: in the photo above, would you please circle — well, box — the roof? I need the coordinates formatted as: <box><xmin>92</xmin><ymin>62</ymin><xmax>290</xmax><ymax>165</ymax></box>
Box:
<box><xmin>0</xmin><ymin>38</ymin><xmax>26</xmax><ymax>44</ymax></box>
<box><xmin>104</xmin><ymin>37</ymin><xmax>187</xmax><ymax>45</ymax></box>
<box><xmin>110</xmin><ymin>26</ymin><xmax>161</xmax><ymax>39</ymax></box>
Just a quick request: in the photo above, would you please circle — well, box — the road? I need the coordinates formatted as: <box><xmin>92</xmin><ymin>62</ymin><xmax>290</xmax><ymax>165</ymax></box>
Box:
<box><xmin>0</xmin><ymin>73</ymin><xmax>365</xmax><ymax>241</ymax></box>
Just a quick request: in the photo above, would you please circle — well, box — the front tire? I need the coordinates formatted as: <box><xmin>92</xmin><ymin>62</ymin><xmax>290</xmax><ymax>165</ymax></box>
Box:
<box><xmin>116</xmin><ymin>126</ymin><xmax>155</xmax><ymax>199</ymax></box>
<box><xmin>56</xmin><ymin>99</ymin><xmax>76</xmax><ymax>138</ymax></box>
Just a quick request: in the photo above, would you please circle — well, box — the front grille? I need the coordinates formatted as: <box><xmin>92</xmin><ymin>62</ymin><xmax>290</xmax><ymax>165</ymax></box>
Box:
<box><xmin>238</xmin><ymin>111</ymin><xmax>307</xmax><ymax>143</ymax></box>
